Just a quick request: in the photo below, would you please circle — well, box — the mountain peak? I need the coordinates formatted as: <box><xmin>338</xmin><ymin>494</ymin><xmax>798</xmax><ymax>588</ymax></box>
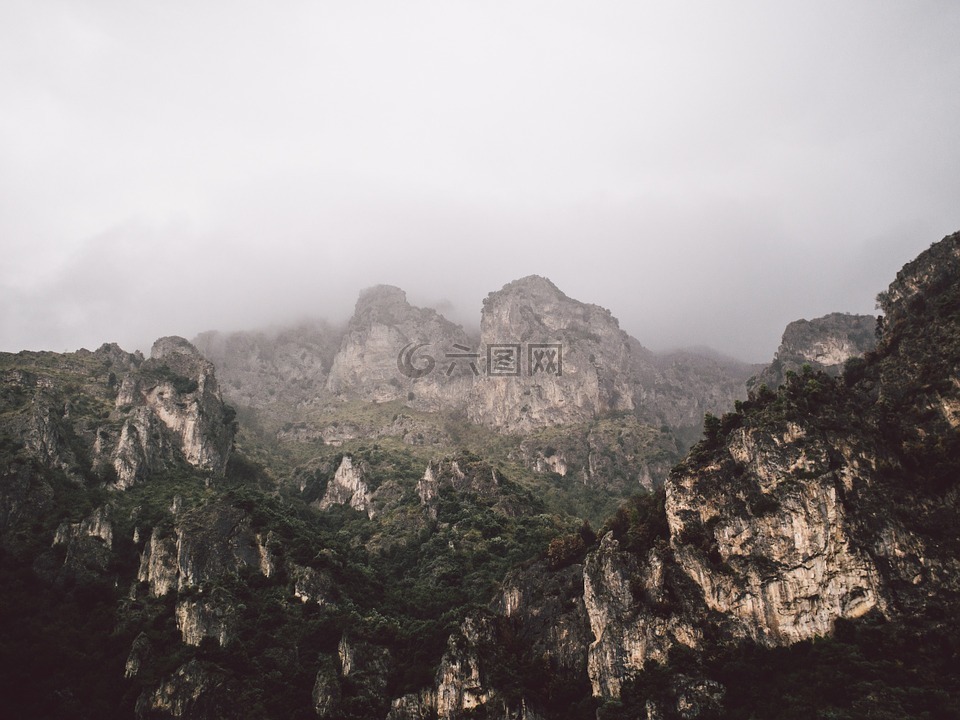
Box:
<box><xmin>151</xmin><ymin>336</ymin><xmax>202</xmax><ymax>361</ymax></box>
<box><xmin>357</xmin><ymin>284</ymin><xmax>408</xmax><ymax>306</ymax></box>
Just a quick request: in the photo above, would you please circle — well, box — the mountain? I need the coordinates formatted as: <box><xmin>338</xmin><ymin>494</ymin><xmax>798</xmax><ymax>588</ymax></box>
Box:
<box><xmin>2</xmin><ymin>233</ymin><xmax>958</xmax><ymax>719</ymax></box>
<box><xmin>382</xmin><ymin>232</ymin><xmax>960</xmax><ymax>718</ymax></box>
<box><xmin>748</xmin><ymin>312</ymin><xmax>878</xmax><ymax>392</ymax></box>
<box><xmin>193</xmin><ymin>318</ymin><xmax>339</xmax><ymax>409</ymax></box>
<box><xmin>190</xmin><ymin>276</ymin><xmax>755</xmax><ymax>492</ymax></box>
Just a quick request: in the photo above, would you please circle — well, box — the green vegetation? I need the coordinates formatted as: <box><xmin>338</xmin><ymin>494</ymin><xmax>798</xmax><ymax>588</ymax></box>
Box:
<box><xmin>601</xmin><ymin>610</ymin><xmax>960</xmax><ymax>720</ymax></box>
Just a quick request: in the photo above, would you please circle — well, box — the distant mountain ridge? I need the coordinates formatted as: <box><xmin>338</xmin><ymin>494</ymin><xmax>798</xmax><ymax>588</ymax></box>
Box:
<box><xmin>195</xmin><ymin>275</ymin><xmax>759</xmax><ymax>446</ymax></box>
<box><xmin>748</xmin><ymin>312</ymin><xmax>877</xmax><ymax>392</ymax></box>
<box><xmin>2</xmin><ymin>232</ymin><xmax>959</xmax><ymax>719</ymax></box>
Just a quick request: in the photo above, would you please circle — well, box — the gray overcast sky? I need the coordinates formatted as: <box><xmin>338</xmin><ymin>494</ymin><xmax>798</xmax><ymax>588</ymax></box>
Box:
<box><xmin>2</xmin><ymin>1</ymin><xmax>959</xmax><ymax>361</ymax></box>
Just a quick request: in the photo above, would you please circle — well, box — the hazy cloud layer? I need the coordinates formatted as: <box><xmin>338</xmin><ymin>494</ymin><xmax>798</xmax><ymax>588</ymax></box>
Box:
<box><xmin>2</xmin><ymin>1</ymin><xmax>958</xmax><ymax>360</ymax></box>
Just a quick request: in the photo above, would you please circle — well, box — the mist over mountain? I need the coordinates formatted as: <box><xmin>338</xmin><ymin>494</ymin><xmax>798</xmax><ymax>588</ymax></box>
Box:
<box><xmin>2</xmin><ymin>4</ymin><xmax>959</xmax><ymax>360</ymax></box>
<box><xmin>3</xmin><ymin>2</ymin><xmax>960</xmax><ymax>718</ymax></box>
<box><xmin>2</xmin><ymin>231</ymin><xmax>959</xmax><ymax>718</ymax></box>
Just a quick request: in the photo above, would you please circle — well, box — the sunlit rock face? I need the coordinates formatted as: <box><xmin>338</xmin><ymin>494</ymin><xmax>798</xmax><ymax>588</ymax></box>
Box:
<box><xmin>326</xmin><ymin>285</ymin><xmax>477</xmax><ymax>410</ymax></box>
<box><xmin>666</xmin><ymin>423</ymin><xmax>884</xmax><ymax>646</ymax></box>
<box><xmin>316</xmin><ymin>455</ymin><xmax>376</xmax><ymax>518</ymax></box>
<box><xmin>393</xmin><ymin>234</ymin><xmax>960</xmax><ymax>718</ymax></box>
<box><xmin>748</xmin><ymin>312</ymin><xmax>878</xmax><ymax>392</ymax></box>
<box><xmin>112</xmin><ymin>336</ymin><xmax>233</xmax><ymax>488</ymax></box>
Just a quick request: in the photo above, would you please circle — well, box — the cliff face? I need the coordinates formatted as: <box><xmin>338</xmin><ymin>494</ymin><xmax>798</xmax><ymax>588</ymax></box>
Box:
<box><xmin>748</xmin><ymin>312</ymin><xmax>877</xmax><ymax>391</ymax></box>
<box><xmin>195</xmin><ymin>278</ymin><xmax>754</xmax><ymax>448</ymax></box>
<box><xmin>0</xmin><ymin>337</ymin><xmax>233</xmax><ymax>494</ymax></box>
<box><xmin>382</xmin><ymin>233</ymin><xmax>960</xmax><ymax>719</ymax></box>
<box><xmin>326</xmin><ymin>285</ymin><xmax>477</xmax><ymax>411</ymax></box>
<box><xmin>113</xmin><ymin>337</ymin><xmax>233</xmax><ymax>488</ymax></box>
<box><xmin>467</xmin><ymin>276</ymin><xmax>754</xmax><ymax>439</ymax></box>
<box><xmin>3</xmin><ymin>235</ymin><xmax>960</xmax><ymax>720</ymax></box>
<box><xmin>467</xmin><ymin>276</ymin><xmax>637</xmax><ymax>433</ymax></box>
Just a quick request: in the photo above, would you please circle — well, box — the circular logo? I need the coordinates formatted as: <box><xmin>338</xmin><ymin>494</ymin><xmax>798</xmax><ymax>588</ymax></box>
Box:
<box><xmin>397</xmin><ymin>342</ymin><xmax>436</xmax><ymax>378</ymax></box>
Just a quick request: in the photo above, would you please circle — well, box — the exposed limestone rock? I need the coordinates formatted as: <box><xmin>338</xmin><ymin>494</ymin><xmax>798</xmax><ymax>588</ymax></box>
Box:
<box><xmin>291</xmin><ymin>563</ymin><xmax>336</xmax><ymax>605</ymax></box>
<box><xmin>112</xmin><ymin>407</ymin><xmax>171</xmax><ymax>489</ymax></box>
<box><xmin>317</xmin><ymin>455</ymin><xmax>375</xmax><ymax>518</ymax></box>
<box><xmin>749</xmin><ymin>313</ymin><xmax>877</xmax><ymax>391</ymax></box>
<box><xmin>125</xmin><ymin>632</ymin><xmax>152</xmax><ymax>679</ymax></box>
<box><xmin>256</xmin><ymin>531</ymin><xmax>277</xmax><ymax>577</ymax></box>
<box><xmin>386</xmin><ymin>691</ymin><xmax>437</xmax><ymax>720</ymax></box>
<box><xmin>136</xmin><ymin>659</ymin><xmax>231</xmax><ymax>720</ymax></box>
<box><xmin>53</xmin><ymin>505</ymin><xmax>113</xmax><ymax>548</ymax></box>
<box><xmin>176</xmin><ymin>590</ymin><xmax>234</xmax><ymax>647</ymax></box>
<box><xmin>138</xmin><ymin>526</ymin><xmax>179</xmax><ymax>597</ymax></box>
<box><xmin>466</xmin><ymin>276</ymin><xmax>755</xmax><ymax>439</ymax></box>
<box><xmin>138</xmin><ymin>504</ymin><xmax>263</xmax><ymax>596</ymax></box>
<box><xmin>468</xmin><ymin>276</ymin><xmax>636</xmax><ymax>433</ymax></box>
<box><xmin>326</xmin><ymin>285</ymin><xmax>476</xmax><ymax>410</ymax></box>
<box><xmin>435</xmin><ymin>616</ymin><xmax>497</xmax><ymax>719</ymax></box>
<box><xmin>191</xmin><ymin>279</ymin><xmax>753</xmax><ymax>448</ymax></box>
<box><xmin>110</xmin><ymin>336</ymin><xmax>233</xmax><ymax>488</ymax></box>
<box><xmin>667</xmin><ymin>424</ymin><xmax>885</xmax><ymax>645</ymax></box>
<box><xmin>584</xmin><ymin>535</ymin><xmax>698</xmax><ymax>698</ymax></box>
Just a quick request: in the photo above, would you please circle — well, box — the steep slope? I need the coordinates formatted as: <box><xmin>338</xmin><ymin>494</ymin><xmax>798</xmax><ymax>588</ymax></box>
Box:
<box><xmin>196</xmin><ymin>277</ymin><xmax>754</xmax><ymax>448</ymax></box>
<box><xmin>748</xmin><ymin>312</ymin><xmax>877</xmax><ymax>391</ymax></box>
<box><xmin>0</xmin><ymin>336</ymin><xmax>576</xmax><ymax>718</ymax></box>
<box><xmin>381</xmin><ymin>232</ymin><xmax>960</xmax><ymax>719</ymax></box>
<box><xmin>467</xmin><ymin>276</ymin><xmax>755</xmax><ymax>439</ymax></box>
<box><xmin>326</xmin><ymin>285</ymin><xmax>477</xmax><ymax>411</ymax></box>
<box><xmin>7</xmin><ymin>233</ymin><xmax>955</xmax><ymax>720</ymax></box>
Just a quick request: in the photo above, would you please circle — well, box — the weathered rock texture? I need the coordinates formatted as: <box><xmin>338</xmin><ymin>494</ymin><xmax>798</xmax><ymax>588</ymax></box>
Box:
<box><xmin>112</xmin><ymin>337</ymin><xmax>233</xmax><ymax>487</ymax></box>
<box><xmin>137</xmin><ymin>503</ymin><xmax>263</xmax><ymax>596</ymax></box>
<box><xmin>383</xmin><ymin>232</ymin><xmax>960</xmax><ymax>719</ymax></box>
<box><xmin>748</xmin><ymin>312</ymin><xmax>877</xmax><ymax>391</ymax></box>
<box><xmin>468</xmin><ymin>276</ymin><xmax>756</xmax><ymax>439</ymax></box>
<box><xmin>316</xmin><ymin>455</ymin><xmax>376</xmax><ymax>518</ymax></box>
<box><xmin>195</xmin><ymin>277</ymin><xmax>755</xmax><ymax>446</ymax></box>
<box><xmin>327</xmin><ymin>285</ymin><xmax>476</xmax><ymax>410</ymax></box>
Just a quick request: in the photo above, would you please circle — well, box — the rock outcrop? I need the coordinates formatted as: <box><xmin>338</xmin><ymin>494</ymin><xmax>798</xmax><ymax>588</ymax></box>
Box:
<box><xmin>137</xmin><ymin>503</ymin><xmax>263</xmax><ymax>596</ymax></box>
<box><xmin>326</xmin><ymin>285</ymin><xmax>476</xmax><ymax>410</ymax></box>
<box><xmin>748</xmin><ymin>312</ymin><xmax>877</xmax><ymax>391</ymax></box>
<box><xmin>387</xmin><ymin>233</ymin><xmax>960</xmax><ymax>718</ymax></box>
<box><xmin>316</xmin><ymin>455</ymin><xmax>376</xmax><ymax>518</ymax></box>
<box><xmin>196</xmin><ymin>278</ymin><xmax>755</xmax><ymax>446</ymax></box>
<box><xmin>467</xmin><ymin>276</ymin><xmax>637</xmax><ymax>433</ymax></box>
<box><xmin>467</xmin><ymin>276</ymin><xmax>755</xmax><ymax>439</ymax></box>
<box><xmin>112</xmin><ymin>337</ymin><xmax>233</xmax><ymax>487</ymax></box>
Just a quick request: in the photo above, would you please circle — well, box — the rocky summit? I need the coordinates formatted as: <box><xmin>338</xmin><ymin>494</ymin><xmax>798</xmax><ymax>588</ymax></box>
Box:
<box><xmin>2</xmin><ymin>233</ymin><xmax>959</xmax><ymax>719</ymax></box>
<box><xmin>748</xmin><ymin>312</ymin><xmax>878</xmax><ymax>392</ymax></box>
